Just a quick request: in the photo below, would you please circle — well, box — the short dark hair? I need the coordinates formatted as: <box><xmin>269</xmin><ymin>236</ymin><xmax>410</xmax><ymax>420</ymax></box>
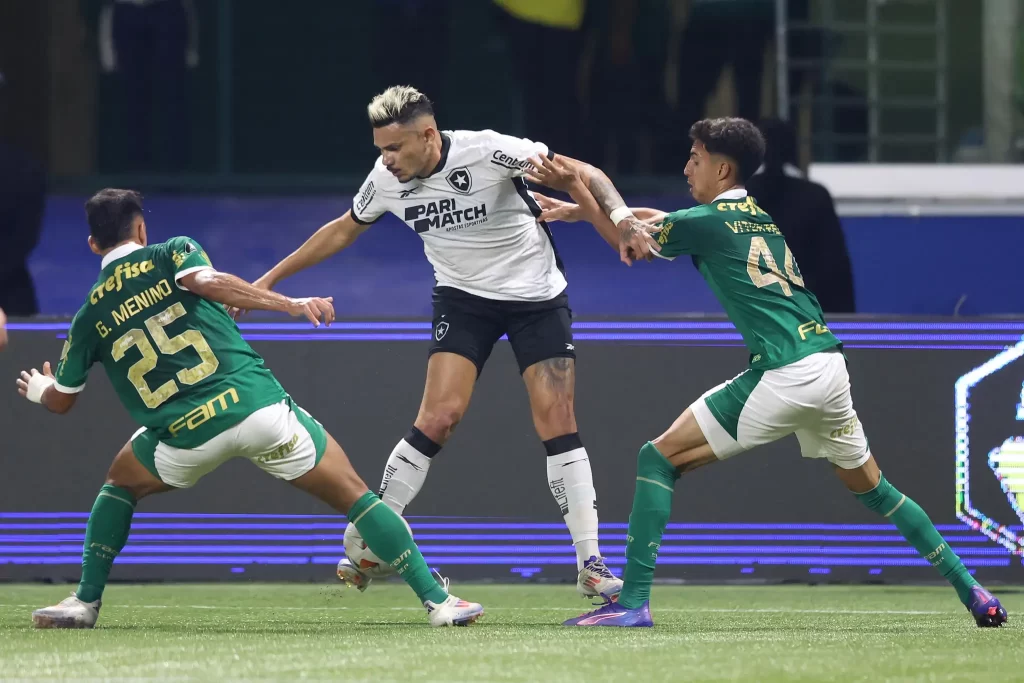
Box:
<box><xmin>367</xmin><ymin>85</ymin><xmax>435</xmax><ymax>128</ymax></box>
<box><xmin>689</xmin><ymin>117</ymin><xmax>766</xmax><ymax>183</ymax></box>
<box><xmin>85</xmin><ymin>189</ymin><xmax>144</xmax><ymax>250</ymax></box>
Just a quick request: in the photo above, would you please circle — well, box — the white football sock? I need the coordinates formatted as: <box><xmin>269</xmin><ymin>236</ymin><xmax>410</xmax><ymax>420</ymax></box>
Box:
<box><xmin>547</xmin><ymin>443</ymin><xmax>601</xmax><ymax>570</ymax></box>
<box><xmin>378</xmin><ymin>431</ymin><xmax>437</xmax><ymax>514</ymax></box>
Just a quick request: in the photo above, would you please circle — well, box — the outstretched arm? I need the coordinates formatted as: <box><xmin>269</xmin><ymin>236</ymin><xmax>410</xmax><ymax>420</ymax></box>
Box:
<box><xmin>526</xmin><ymin>154</ymin><xmax>662</xmax><ymax>265</ymax></box>
<box><xmin>180</xmin><ymin>269</ymin><xmax>335</xmax><ymax>328</ymax></box>
<box><xmin>256</xmin><ymin>210</ymin><xmax>369</xmax><ymax>290</ymax></box>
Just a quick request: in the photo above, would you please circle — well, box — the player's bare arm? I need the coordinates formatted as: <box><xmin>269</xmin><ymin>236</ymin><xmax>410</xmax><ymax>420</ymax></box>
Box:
<box><xmin>229</xmin><ymin>211</ymin><xmax>365</xmax><ymax>318</ymax></box>
<box><xmin>535</xmin><ymin>195</ymin><xmax>667</xmax><ymax>227</ymax></box>
<box><xmin>181</xmin><ymin>269</ymin><xmax>335</xmax><ymax>327</ymax></box>
<box><xmin>0</xmin><ymin>307</ymin><xmax>7</xmax><ymax>350</ymax></box>
<box><xmin>527</xmin><ymin>154</ymin><xmax>660</xmax><ymax>265</ymax></box>
<box><xmin>255</xmin><ymin>211</ymin><xmax>369</xmax><ymax>290</ymax></box>
<box><xmin>526</xmin><ymin>156</ymin><xmax>620</xmax><ymax>251</ymax></box>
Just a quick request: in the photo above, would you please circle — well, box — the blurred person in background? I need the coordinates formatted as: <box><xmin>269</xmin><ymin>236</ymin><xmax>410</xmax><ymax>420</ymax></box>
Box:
<box><xmin>493</xmin><ymin>0</ymin><xmax>586</xmax><ymax>156</ymax></box>
<box><xmin>0</xmin><ymin>71</ymin><xmax>45</xmax><ymax>317</ymax></box>
<box><xmin>657</xmin><ymin>0</ymin><xmax>773</xmax><ymax>172</ymax></box>
<box><xmin>746</xmin><ymin>118</ymin><xmax>855</xmax><ymax>313</ymax></box>
<box><xmin>578</xmin><ymin>0</ymin><xmax>670</xmax><ymax>173</ymax></box>
<box><xmin>88</xmin><ymin>0</ymin><xmax>198</xmax><ymax>171</ymax></box>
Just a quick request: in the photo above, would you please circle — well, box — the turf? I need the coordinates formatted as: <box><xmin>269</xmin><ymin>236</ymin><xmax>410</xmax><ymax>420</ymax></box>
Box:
<box><xmin>0</xmin><ymin>583</ymin><xmax>1019</xmax><ymax>681</ymax></box>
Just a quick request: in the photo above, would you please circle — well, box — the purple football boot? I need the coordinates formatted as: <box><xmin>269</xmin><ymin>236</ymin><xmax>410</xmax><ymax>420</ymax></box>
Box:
<box><xmin>563</xmin><ymin>597</ymin><xmax>653</xmax><ymax>627</ymax></box>
<box><xmin>966</xmin><ymin>586</ymin><xmax>1008</xmax><ymax>627</ymax></box>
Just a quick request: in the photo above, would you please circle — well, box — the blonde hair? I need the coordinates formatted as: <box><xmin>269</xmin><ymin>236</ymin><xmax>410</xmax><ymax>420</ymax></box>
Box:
<box><xmin>367</xmin><ymin>85</ymin><xmax>435</xmax><ymax>128</ymax></box>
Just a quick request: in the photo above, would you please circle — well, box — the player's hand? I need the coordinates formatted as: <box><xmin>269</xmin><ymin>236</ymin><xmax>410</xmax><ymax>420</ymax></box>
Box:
<box><xmin>618</xmin><ymin>216</ymin><xmax>661</xmax><ymax>266</ymax></box>
<box><xmin>525</xmin><ymin>154</ymin><xmax>579</xmax><ymax>192</ymax></box>
<box><xmin>287</xmin><ymin>297</ymin><xmax>335</xmax><ymax>328</ymax></box>
<box><xmin>0</xmin><ymin>307</ymin><xmax>7</xmax><ymax>351</ymax></box>
<box><xmin>534</xmin><ymin>194</ymin><xmax>583</xmax><ymax>223</ymax></box>
<box><xmin>228</xmin><ymin>276</ymin><xmax>273</xmax><ymax>320</ymax></box>
<box><xmin>16</xmin><ymin>362</ymin><xmax>54</xmax><ymax>398</ymax></box>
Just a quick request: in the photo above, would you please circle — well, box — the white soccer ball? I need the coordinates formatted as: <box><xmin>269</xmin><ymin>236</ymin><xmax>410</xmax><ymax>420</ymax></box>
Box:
<box><xmin>342</xmin><ymin>517</ymin><xmax>413</xmax><ymax>579</ymax></box>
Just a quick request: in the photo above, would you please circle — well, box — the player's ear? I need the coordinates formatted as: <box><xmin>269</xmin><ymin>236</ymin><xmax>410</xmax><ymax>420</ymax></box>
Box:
<box><xmin>87</xmin><ymin>235</ymin><xmax>102</xmax><ymax>256</ymax></box>
<box><xmin>137</xmin><ymin>219</ymin><xmax>148</xmax><ymax>247</ymax></box>
<box><xmin>718</xmin><ymin>158</ymin><xmax>732</xmax><ymax>181</ymax></box>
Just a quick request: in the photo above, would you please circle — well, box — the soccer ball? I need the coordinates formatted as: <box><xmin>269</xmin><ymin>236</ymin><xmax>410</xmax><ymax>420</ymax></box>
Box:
<box><xmin>341</xmin><ymin>517</ymin><xmax>413</xmax><ymax>579</ymax></box>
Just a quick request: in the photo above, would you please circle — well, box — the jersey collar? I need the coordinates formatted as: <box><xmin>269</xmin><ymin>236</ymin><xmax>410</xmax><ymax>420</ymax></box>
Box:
<box><xmin>100</xmin><ymin>242</ymin><xmax>144</xmax><ymax>270</ymax></box>
<box><xmin>422</xmin><ymin>132</ymin><xmax>452</xmax><ymax>178</ymax></box>
<box><xmin>712</xmin><ymin>188</ymin><xmax>748</xmax><ymax>202</ymax></box>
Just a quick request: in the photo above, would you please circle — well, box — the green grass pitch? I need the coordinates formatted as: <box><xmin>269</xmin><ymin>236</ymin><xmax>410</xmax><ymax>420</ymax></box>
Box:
<box><xmin>0</xmin><ymin>583</ymin><xmax>1019</xmax><ymax>681</ymax></box>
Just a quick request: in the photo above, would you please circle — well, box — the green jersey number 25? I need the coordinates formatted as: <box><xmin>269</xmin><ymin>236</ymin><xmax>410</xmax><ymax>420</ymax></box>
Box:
<box><xmin>111</xmin><ymin>302</ymin><xmax>220</xmax><ymax>410</ymax></box>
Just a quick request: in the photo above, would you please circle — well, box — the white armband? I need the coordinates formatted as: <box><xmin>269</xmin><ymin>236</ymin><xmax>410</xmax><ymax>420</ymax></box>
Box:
<box><xmin>26</xmin><ymin>374</ymin><xmax>55</xmax><ymax>404</ymax></box>
<box><xmin>609</xmin><ymin>207</ymin><xmax>635</xmax><ymax>225</ymax></box>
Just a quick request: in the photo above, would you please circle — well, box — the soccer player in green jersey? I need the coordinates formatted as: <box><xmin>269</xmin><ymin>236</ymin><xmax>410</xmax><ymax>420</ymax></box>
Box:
<box><xmin>16</xmin><ymin>189</ymin><xmax>483</xmax><ymax>629</ymax></box>
<box><xmin>525</xmin><ymin>118</ymin><xmax>1007</xmax><ymax>628</ymax></box>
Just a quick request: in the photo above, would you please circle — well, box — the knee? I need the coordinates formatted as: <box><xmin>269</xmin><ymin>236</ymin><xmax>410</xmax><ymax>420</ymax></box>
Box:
<box><xmin>105</xmin><ymin>456</ymin><xmax>161</xmax><ymax>501</ymax></box>
<box><xmin>416</xmin><ymin>404</ymin><xmax>466</xmax><ymax>444</ymax></box>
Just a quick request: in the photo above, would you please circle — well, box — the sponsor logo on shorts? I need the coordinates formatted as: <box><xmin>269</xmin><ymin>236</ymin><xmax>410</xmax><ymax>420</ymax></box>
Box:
<box><xmin>258</xmin><ymin>433</ymin><xmax>300</xmax><ymax>464</ymax></box>
<box><xmin>435</xmin><ymin>321</ymin><xmax>449</xmax><ymax>341</ymax></box>
<box><xmin>829</xmin><ymin>415</ymin><xmax>859</xmax><ymax>440</ymax></box>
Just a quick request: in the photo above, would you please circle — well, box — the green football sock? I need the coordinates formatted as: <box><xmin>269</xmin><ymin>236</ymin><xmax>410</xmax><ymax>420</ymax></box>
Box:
<box><xmin>618</xmin><ymin>442</ymin><xmax>679</xmax><ymax>609</ymax></box>
<box><xmin>76</xmin><ymin>484</ymin><xmax>136</xmax><ymax>604</ymax></box>
<box><xmin>855</xmin><ymin>473</ymin><xmax>978</xmax><ymax>604</ymax></box>
<box><xmin>348</xmin><ymin>491</ymin><xmax>448</xmax><ymax>605</ymax></box>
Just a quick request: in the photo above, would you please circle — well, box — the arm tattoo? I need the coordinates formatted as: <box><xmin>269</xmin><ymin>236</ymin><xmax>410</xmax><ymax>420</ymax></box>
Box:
<box><xmin>580</xmin><ymin>165</ymin><xmax>628</xmax><ymax>217</ymax></box>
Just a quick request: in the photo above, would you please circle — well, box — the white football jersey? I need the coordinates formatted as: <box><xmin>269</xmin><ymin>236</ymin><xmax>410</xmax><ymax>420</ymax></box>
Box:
<box><xmin>351</xmin><ymin>129</ymin><xmax>567</xmax><ymax>301</ymax></box>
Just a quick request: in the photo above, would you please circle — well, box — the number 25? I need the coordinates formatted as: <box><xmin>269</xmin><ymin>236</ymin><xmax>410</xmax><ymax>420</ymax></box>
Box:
<box><xmin>111</xmin><ymin>302</ymin><xmax>219</xmax><ymax>409</ymax></box>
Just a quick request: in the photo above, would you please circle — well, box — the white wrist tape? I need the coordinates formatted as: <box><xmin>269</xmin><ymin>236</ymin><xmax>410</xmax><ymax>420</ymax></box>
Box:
<box><xmin>609</xmin><ymin>207</ymin><xmax>635</xmax><ymax>225</ymax></box>
<box><xmin>26</xmin><ymin>374</ymin><xmax>55</xmax><ymax>404</ymax></box>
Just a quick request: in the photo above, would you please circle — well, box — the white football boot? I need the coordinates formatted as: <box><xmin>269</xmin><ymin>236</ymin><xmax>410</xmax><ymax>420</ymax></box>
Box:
<box><xmin>32</xmin><ymin>594</ymin><xmax>100</xmax><ymax>629</ymax></box>
<box><xmin>576</xmin><ymin>556</ymin><xmax>624</xmax><ymax>599</ymax></box>
<box><xmin>336</xmin><ymin>558</ymin><xmax>373</xmax><ymax>592</ymax></box>
<box><xmin>424</xmin><ymin>594</ymin><xmax>485</xmax><ymax>627</ymax></box>
<box><xmin>423</xmin><ymin>573</ymin><xmax>484</xmax><ymax>627</ymax></box>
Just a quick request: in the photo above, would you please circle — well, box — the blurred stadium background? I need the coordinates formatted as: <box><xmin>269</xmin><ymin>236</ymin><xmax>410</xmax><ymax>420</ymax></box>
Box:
<box><xmin>1</xmin><ymin>0</ymin><xmax>1023</xmax><ymax>597</ymax></box>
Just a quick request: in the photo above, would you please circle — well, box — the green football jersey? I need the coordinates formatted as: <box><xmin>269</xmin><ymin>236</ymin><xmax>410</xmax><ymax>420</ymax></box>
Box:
<box><xmin>55</xmin><ymin>237</ymin><xmax>287</xmax><ymax>448</ymax></box>
<box><xmin>655</xmin><ymin>193</ymin><xmax>841</xmax><ymax>370</ymax></box>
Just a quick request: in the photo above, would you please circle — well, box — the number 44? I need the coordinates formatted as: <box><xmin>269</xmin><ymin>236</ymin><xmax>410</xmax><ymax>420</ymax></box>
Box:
<box><xmin>746</xmin><ymin>236</ymin><xmax>804</xmax><ymax>296</ymax></box>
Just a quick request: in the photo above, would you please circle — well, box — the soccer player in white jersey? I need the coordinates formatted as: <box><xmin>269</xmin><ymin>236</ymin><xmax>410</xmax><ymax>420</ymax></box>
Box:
<box><xmin>526</xmin><ymin>117</ymin><xmax>1007</xmax><ymax>629</ymax></box>
<box><xmin>245</xmin><ymin>86</ymin><xmax>622</xmax><ymax>598</ymax></box>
